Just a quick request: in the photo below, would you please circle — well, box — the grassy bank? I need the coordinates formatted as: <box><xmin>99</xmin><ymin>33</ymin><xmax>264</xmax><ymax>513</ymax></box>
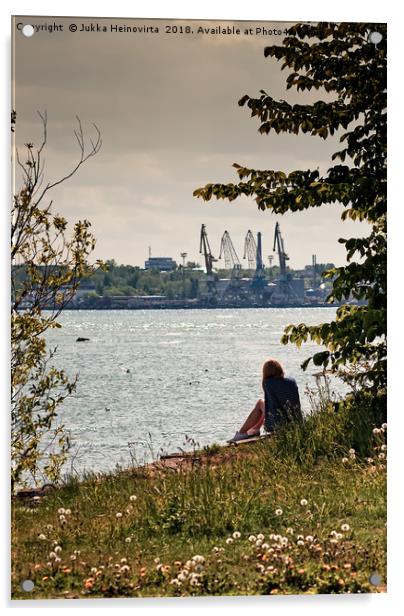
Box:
<box><xmin>11</xmin><ymin>394</ymin><xmax>387</xmax><ymax>599</ymax></box>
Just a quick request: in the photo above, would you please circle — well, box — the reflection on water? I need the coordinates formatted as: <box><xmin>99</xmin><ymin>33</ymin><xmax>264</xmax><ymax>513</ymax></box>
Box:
<box><xmin>44</xmin><ymin>308</ymin><xmax>346</xmax><ymax>477</ymax></box>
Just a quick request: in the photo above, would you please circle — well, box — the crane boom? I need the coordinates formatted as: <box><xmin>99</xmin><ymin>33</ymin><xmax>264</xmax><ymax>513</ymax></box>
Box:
<box><xmin>243</xmin><ymin>230</ymin><xmax>257</xmax><ymax>270</ymax></box>
<box><xmin>273</xmin><ymin>222</ymin><xmax>289</xmax><ymax>276</ymax></box>
<box><xmin>219</xmin><ymin>230</ymin><xmax>241</xmax><ymax>277</ymax></box>
<box><xmin>199</xmin><ymin>224</ymin><xmax>217</xmax><ymax>275</ymax></box>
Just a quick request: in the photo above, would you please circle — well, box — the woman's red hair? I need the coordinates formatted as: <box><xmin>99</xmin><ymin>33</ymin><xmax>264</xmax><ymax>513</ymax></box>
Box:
<box><xmin>262</xmin><ymin>358</ymin><xmax>284</xmax><ymax>388</ymax></box>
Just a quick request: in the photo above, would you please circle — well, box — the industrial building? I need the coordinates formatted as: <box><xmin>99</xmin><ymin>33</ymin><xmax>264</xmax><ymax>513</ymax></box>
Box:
<box><xmin>144</xmin><ymin>257</ymin><xmax>177</xmax><ymax>271</ymax></box>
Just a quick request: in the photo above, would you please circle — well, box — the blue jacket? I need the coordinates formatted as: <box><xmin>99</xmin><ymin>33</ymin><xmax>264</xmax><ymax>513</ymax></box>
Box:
<box><xmin>263</xmin><ymin>376</ymin><xmax>302</xmax><ymax>432</ymax></box>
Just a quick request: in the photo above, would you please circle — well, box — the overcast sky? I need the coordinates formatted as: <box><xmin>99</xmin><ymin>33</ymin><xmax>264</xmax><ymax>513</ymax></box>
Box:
<box><xmin>13</xmin><ymin>16</ymin><xmax>365</xmax><ymax>269</ymax></box>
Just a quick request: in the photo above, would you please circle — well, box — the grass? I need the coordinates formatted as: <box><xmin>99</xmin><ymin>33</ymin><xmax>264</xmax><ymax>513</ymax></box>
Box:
<box><xmin>11</xmin><ymin>391</ymin><xmax>387</xmax><ymax>599</ymax></box>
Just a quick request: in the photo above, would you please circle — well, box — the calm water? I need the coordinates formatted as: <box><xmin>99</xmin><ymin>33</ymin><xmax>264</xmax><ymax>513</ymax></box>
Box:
<box><xmin>44</xmin><ymin>308</ymin><xmax>345</xmax><ymax>477</ymax></box>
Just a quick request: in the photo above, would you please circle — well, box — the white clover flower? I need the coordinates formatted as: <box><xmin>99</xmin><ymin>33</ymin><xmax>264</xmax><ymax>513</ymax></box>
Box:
<box><xmin>342</xmin><ymin>457</ymin><xmax>349</xmax><ymax>464</ymax></box>
<box><xmin>185</xmin><ymin>560</ymin><xmax>193</xmax><ymax>569</ymax></box>
<box><xmin>120</xmin><ymin>565</ymin><xmax>130</xmax><ymax>573</ymax></box>
<box><xmin>54</xmin><ymin>556</ymin><xmax>61</xmax><ymax>563</ymax></box>
<box><xmin>378</xmin><ymin>452</ymin><xmax>386</xmax><ymax>459</ymax></box>
<box><xmin>275</xmin><ymin>508</ymin><xmax>283</xmax><ymax>516</ymax></box>
<box><xmin>281</xmin><ymin>537</ymin><xmax>289</xmax><ymax>547</ymax></box>
<box><xmin>74</xmin><ymin>550</ymin><xmax>80</xmax><ymax>555</ymax></box>
<box><xmin>257</xmin><ymin>533</ymin><xmax>265</xmax><ymax>541</ymax></box>
<box><xmin>255</xmin><ymin>539</ymin><xmax>263</xmax><ymax>547</ymax></box>
<box><xmin>341</xmin><ymin>523</ymin><xmax>350</xmax><ymax>532</ymax></box>
<box><xmin>129</xmin><ymin>495</ymin><xmax>137</xmax><ymax>502</ymax></box>
<box><xmin>65</xmin><ymin>509</ymin><xmax>71</xmax><ymax>516</ymax></box>
<box><xmin>125</xmin><ymin>537</ymin><xmax>132</xmax><ymax>543</ymax></box>
<box><xmin>286</xmin><ymin>527</ymin><xmax>294</xmax><ymax>535</ymax></box>
<box><xmin>336</xmin><ymin>533</ymin><xmax>343</xmax><ymax>540</ymax></box>
<box><xmin>330</xmin><ymin>530</ymin><xmax>338</xmax><ymax>537</ymax></box>
<box><xmin>91</xmin><ymin>567</ymin><xmax>97</xmax><ymax>574</ymax></box>
<box><xmin>189</xmin><ymin>577</ymin><xmax>200</xmax><ymax>587</ymax></box>
<box><xmin>46</xmin><ymin>561</ymin><xmax>52</xmax><ymax>567</ymax></box>
<box><xmin>192</xmin><ymin>555</ymin><xmax>205</xmax><ymax>564</ymax></box>
<box><xmin>70</xmin><ymin>554</ymin><xmax>77</xmax><ymax>561</ymax></box>
<box><xmin>54</xmin><ymin>546</ymin><xmax>62</xmax><ymax>554</ymax></box>
<box><xmin>170</xmin><ymin>578</ymin><xmax>181</xmax><ymax>586</ymax></box>
<box><xmin>269</xmin><ymin>533</ymin><xmax>276</xmax><ymax>540</ymax></box>
<box><xmin>46</xmin><ymin>525</ymin><xmax>53</xmax><ymax>531</ymax></box>
<box><xmin>226</xmin><ymin>537</ymin><xmax>233</xmax><ymax>545</ymax></box>
<box><xmin>297</xmin><ymin>540</ymin><xmax>305</xmax><ymax>546</ymax></box>
<box><xmin>248</xmin><ymin>535</ymin><xmax>256</xmax><ymax>543</ymax></box>
<box><xmin>382</xmin><ymin>423</ymin><xmax>387</xmax><ymax>430</ymax></box>
<box><xmin>261</xmin><ymin>543</ymin><xmax>270</xmax><ymax>550</ymax></box>
<box><xmin>305</xmin><ymin>535</ymin><xmax>314</xmax><ymax>543</ymax></box>
<box><xmin>57</xmin><ymin>508</ymin><xmax>65</xmax><ymax>515</ymax></box>
<box><xmin>38</xmin><ymin>533</ymin><xmax>47</xmax><ymax>540</ymax></box>
<box><xmin>232</xmin><ymin>531</ymin><xmax>241</xmax><ymax>539</ymax></box>
<box><xmin>329</xmin><ymin>538</ymin><xmax>338</xmax><ymax>544</ymax></box>
<box><xmin>194</xmin><ymin>564</ymin><xmax>204</xmax><ymax>573</ymax></box>
<box><xmin>212</xmin><ymin>546</ymin><xmax>220</xmax><ymax>552</ymax></box>
<box><xmin>373</xmin><ymin>428</ymin><xmax>380</xmax><ymax>435</ymax></box>
<box><xmin>120</xmin><ymin>557</ymin><xmax>127</xmax><ymax>564</ymax></box>
<box><xmin>178</xmin><ymin>571</ymin><xmax>188</xmax><ymax>582</ymax></box>
<box><xmin>300</xmin><ymin>499</ymin><xmax>308</xmax><ymax>506</ymax></box>
<box><xmin>381</xmin><ymin>444</ymin><xmax>387</xmax><ymax>451</ymax></box>
<box><xmin>59</xmin><ymin>514</ymin><xmax>66</xmax><ymax>522</ymax></box>
<box><xmin>115</xmin><ymin>512</ymin><xmax>123</xmax><ymax>519</ymax></box>
<box><xmin>349</xmin><ymin>448</ymin><xmax>355</xmax><ymax>455</ymax></box>
<box><xmin>154</xmin><ymin>557</ymin><xmax>160</xmax><ymax>564</ymax></box>
<box><xmin>49</xmin><ymin>551</ymin><xmax>56</xmax><ymax>559</ymax></box>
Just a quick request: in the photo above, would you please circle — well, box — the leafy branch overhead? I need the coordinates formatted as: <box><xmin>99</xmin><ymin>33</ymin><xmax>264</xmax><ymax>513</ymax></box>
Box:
<box><xmin>194</xmin><ymin>22</ymin><xmax>386</xmax><ymax>391</ymax></box>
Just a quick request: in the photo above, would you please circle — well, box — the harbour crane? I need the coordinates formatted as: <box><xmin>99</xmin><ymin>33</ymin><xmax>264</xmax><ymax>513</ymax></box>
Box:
<box><xmin>272</xmin><ymin>222</ymin><xmax>299</xmax><ymax>304</ymax></box>
<box><xmin>199</xmin><ymin>224</ymin><xmax>217</xmax><ymax>275</ymax></box>
<box><xmin>219</xmin><ymin>231</ymin><xmax>242</xmax><ymax>278</ymax></box>
<box><xmin>199</xmin><ymin>224</ymin><xmax>218</xmax><ymax>301</ymax></box>
<box><xmin>243</xmin><ymin>230</ymin><xmax>266</xmax><ymax>297</ymax></box>
<box><xmin>243</xmin><ymin>230</ymin><xmax>257</xmax><ymax>270</ymax></box>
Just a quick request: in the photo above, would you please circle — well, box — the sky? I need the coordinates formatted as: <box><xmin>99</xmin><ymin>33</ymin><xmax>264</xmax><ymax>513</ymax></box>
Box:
<box><xmin>12</xmin><ymin>15</ymin><xmax>366</xmax><ymax>270</ymax></box>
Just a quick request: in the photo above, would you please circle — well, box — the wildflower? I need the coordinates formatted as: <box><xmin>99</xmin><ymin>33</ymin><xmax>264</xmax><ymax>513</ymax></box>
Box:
<box><xmin>275</xmin><ymin>508</ymin><xmax>283</xmax><ymax>516</ymax></box>
<box><xmin>226</xmin><ymin>537</ymin><xmax>233</xmax><ymax>545</ymax></box>
<box><xmin>336</xmin><ymin>533</ymin><xmax>343</xmax><ymax>540</ymax></box>
<box><xmin>185</xmin><ymin>560</ymin><xmax>193</xmax><ymax>569</ymax></box>
<box><xmin>255</xmin><ymin>539</ymin><xmax>263</xmax><ymax>547</ymax></box>
<box><xmin>59</xmin><ymin>514</ymin><xmax>66</xmax><ymax>522</ymax></box>
<box><xmin>154</xmin><ymin>557</ymin><xmax>160</xmax><ymax>564</ymax></box>
<box><xmin>65</xmin><ymin>509</ymin><xmax>71</xmax><ymax>515</ymax></box>
<box><xmin>125</xmin><ymin>537</ymin><xmax>132</xmax><ymax>543</ymax></box>
<box><xmin>54</xmin><ymin>556</ymin><xmax>61</xmax><ymax>564</ymax></box>
<box><xmin>84</xmin><ymin>578</ymin><xmax>94</xmax><ymax>589</ymax></box>
<box><xmin>115</xmin><ymin>512</ymin><xmax>123</xmax><ymax>519</ymax></box>
<box><xmin>248</xmin><ymin>535</ymin><xmax>256</xmax><ymax>542</ymax></box>
<box><xmin>232</xmin><ymin>531</ymin><xmax>241</xmax><ymax>539</ymax></box>
<box><xmin>300</xmin><ymin>499</ymin><xmax>308</xmax><ymax>506</ymax></box>
<box><xmin>373</xmin><ymin>428</ymin><xmax>381</xmax><ymax>435</ymax></box>
<box><xmin>194</xmin><ymin>564</ymin><xmax>204</xmax><ymax>574</ymax></box>
<box><xmin>341</xmin><ymin>523</ymin><xmax>350</xmax><ymax>532</ymax></box>
<box><xmin>330</xmin><ymin>538</ymin><xmax>338</xmax><ymax>544</ymax></box>
<box><xmin>297</xmin><ymin>540</ymin><xmax>305</xmax><ymax>547</ymax></box>
<box><xmin>120</xmin><ymin>565</ymin><xmax>130</xmax><ymax>573</ymax></box>
<box><xmin>378</xmin><ymin>452</ymin><xmax>386</xmax><ymax>460</ymax></box>
<box><xmin>54</xmin><ymin>546</ymin><xmax>62</xmax><ymax>554</ymax></box>
<box><xmin>38</xmin><ymin>533</ymin><xmax>46</xmax><ymax>540</ymax></box>
<box><xmin>257</xmin><ymin>533</ymin><xmax>265</xmax><ymax>541</ymax></box>
<box><xmin>189</xmin><ymin>576</ymin><xmax>200</xmax><ymax>587</ymax></box>
<box><xmin>46</xmin><ymin>524</ymin><xmax>53</xmax><ymax>531</ymax></box>
<box><xmin>178</xmin><ymin>571</ymin><xmax>188</xmax><ymax>582</ymax></box>
<box><xmin>330</xmin><ymin>530</ymin><xmax>338</xmax><ymax>537</ymax></box>
<box><xmin>212</xmin><ymin>546</ymin><xmax>220</xmax><ymax>553</ymax></box>
<box><xmin>46</xmin><ymin>561</ymin><xmax>52</xmax><ymax>567</ymax></box>
<box><xmin>120</xmin><ymin>557</ymin><xmax>127</xmax><ymax>564</ymax></box>
<box><xmin>305</xmin><ymin>536</ymin><xmax>314</xmax><ymax>543</ymax></box>
<box><xmin>342</xmin><ymin>457</ymin><xmax>349</xmax><ymax>464</ymax></box>
<box><xmin>90</xmin><ymin>567</ymin><xmax>97</xmax><ymax>574</ymax></box>
<box><xmin>381</xmin><ymin>444</ymin><xmax>387</xmax><ymax>451</ymax></box>
<box><xmin>281</xmin><ymin>537</ymin><xmax>288</xmax><ymax>547</ymax></box>
<box><xmin>286</xmin><ymin>527</ymin><xmax>294</xmax><ymax>535</ymax></box>
<box><xmin>192</xmin><ymin>555</ymin><xmax>205</xmax><ymax>564</ymax></box>
<box><xmin>49</xmin><ymin>552</ymin><xmax>57</xmax><ymax>560</ymax></box>
<box><xmin>74</xmin><ymin>550</ymin><xmax>81</xmax><ymax>556</ymax></box>
<box><xmin>382</xmin><ymin>423</ymin><xmax>387</xmax><ymax>430</ymax></box>
<box><xmin>57</xmin><ymin>508</ymin><xmax>65</xmax><ymax>515</ymax></box>
<box><xmin>349</xmin><ymin>448</ymin><xmax>355</xmax><ymax>455</ymax></box>
<box><xmin>70</xmin><ymin>554</ymin><xmax>77</xmax><ymax>561</ymax></box>
<box><xmin>129</xmin><ymin>495</ymin><xmax>137</xmax><ymax>501</ymax></box>
<box><xmin>261</xmin><ymin>543</ymin><xmax>269</xmax><ymax>550</ymax></box>
<box><xmin>170</xmin><ymin>578</ymin><xmax>181</xmax><ymax>586</ymax></box>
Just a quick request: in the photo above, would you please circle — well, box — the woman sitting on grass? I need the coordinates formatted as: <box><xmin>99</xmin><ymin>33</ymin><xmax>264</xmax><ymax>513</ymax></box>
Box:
<box><xmin>229</xmin><ymin>358</ymin><xmax>302</xmax><ymax>443</ymax></box>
